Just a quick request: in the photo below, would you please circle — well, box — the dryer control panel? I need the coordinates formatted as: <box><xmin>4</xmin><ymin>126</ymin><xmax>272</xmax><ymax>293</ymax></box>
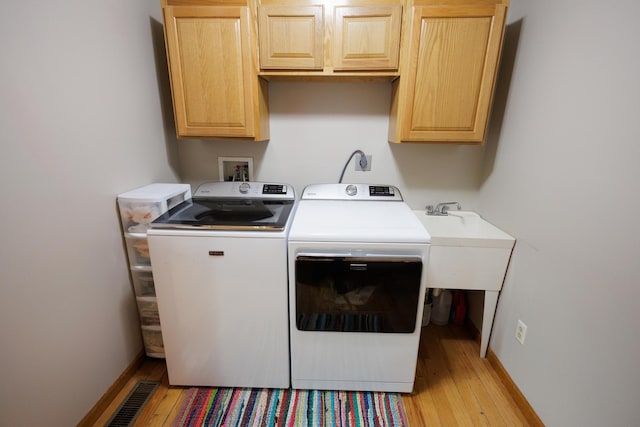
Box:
<box><xmin>302</xmin><ymin>184</ymin><xmax>403</xmax><ymax>201</ymax></box>
<box><xmin>369</xmin><ymin>185</ymin><xmax>396</xmax><ymax>197</ymax></box>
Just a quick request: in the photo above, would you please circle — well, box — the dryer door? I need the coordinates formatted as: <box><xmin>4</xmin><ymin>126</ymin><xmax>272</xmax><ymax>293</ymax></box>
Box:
<box><xmin>295</xmin><ymin>253</ymin><xmax>423</xmax><ymax>333</ymax></box>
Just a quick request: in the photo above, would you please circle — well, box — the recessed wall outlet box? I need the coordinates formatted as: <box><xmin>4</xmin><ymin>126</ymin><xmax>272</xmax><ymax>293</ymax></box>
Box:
<box><xmin>218</xmin><ymin>157</ymin><xmax>254</xmax><ymax>182</ymax></box>
<box><xmin>355</xmin><ymin>154</ymin><xmax>372</xmax><ymax>171</ymax></box>
<box><xmin>516</xmin><ymin>319</ymin><xmax>527</xmax><ymax>344</ymax></box>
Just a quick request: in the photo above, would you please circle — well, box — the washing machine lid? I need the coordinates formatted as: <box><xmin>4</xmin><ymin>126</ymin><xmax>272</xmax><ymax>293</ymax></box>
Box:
<box><xmin>150</xmin><ymin>181</ymin><xmax>295</xmax><ymax>231</ymax></box>
<box><xmin>289</xmin><ymin>184</ymin><xmax>430</xmax><ymax>244</ymax></box>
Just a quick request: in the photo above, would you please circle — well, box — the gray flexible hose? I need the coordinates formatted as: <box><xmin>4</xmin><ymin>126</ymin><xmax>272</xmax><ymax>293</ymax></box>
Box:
<box><xmin>338</xmin><ymin>150</ymin><xmax>367</xmax><ymax>183</ymax></box>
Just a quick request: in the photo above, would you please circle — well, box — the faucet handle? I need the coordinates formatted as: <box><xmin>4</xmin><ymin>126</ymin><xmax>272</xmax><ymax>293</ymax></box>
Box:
<box><xmin>426</xmin><ymin>205</ymin><xmax>435</xmax><ymax>215</ymax></box>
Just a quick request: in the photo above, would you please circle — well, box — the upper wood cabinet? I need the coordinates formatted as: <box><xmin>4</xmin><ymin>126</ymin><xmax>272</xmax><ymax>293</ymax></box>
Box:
<box><xmin>162</xmin><ymin>3</ymin><xmax>269</xmax><ymax>140</ymax></box>
<box><xmin>257</xmin><ymin>0</ymin><xmax>403</xmax><ymax>76</ymax></box>
<box><xmin>160</xmin><ymin>0</ymin><xmax>508</xmax><ymax>143</ymax></box>
<box><xmin>389</xmin><ymin>0</ymin><xmax>508</xmax><ymax>144</ymax></box>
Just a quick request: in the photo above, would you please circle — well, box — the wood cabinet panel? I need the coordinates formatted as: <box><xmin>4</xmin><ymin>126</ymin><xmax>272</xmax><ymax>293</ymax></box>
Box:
<box><xmin>412</xmin><ymin>15</ymin><xmax>492</xmax><ymax>131</ymax></box>
<box><xmin>333</xmin><ymin>5</ymin><xmax>402</xmax><ymax>70</ymax></box>
<box><xmin>258</xmin><ymin>5</ymin><xmax>324</xmax><ymax>69</ymax></box>
<box><xmin>389</xmin><ymin>3</ymin><xmax>507</xmax><ymax>143</ymax></box>
<box><xmin>163</xmin><ymin>6</ymin><xmax>268</xmax><ymax>140</ymax></box>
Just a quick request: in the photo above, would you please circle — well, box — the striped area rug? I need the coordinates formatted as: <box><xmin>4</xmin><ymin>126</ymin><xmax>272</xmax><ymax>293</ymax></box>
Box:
<box><xmin>174</xmin><ymin>387</ymin><xmax>408</xmax><ymax>427</ymax></box>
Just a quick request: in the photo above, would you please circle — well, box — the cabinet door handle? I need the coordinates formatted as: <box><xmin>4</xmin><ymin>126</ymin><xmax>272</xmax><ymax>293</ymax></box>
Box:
<box><xmin>208</xmin><ymin>251</ymin><xmax>224</xmax><ymax>256</ymax></box>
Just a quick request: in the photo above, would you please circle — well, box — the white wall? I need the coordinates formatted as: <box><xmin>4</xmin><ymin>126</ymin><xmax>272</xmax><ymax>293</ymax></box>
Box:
<box><xmin>0</xmin><ymin>1</ymin><xmax>178</xmax><ymax>425</ymax></box>
<box><xmin>177</xmin><ymin>82</ymin><xmax>485</xmax><ymax>210</ymax></box>
<box><xmin>478</xmin><ymin>1</ymin><xmax>640</xmax><ymax>425</ymax></box>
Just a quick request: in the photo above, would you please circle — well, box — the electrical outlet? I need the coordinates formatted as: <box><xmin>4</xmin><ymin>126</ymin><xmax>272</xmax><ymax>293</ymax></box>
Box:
<box><xmin>515</xmin><ymin>320</ymin><xmax>527</xmax><ymax>344</ymax></box>
<box><xmin>355</xmin><ymin>154</ymin><xmax>372</xmax><ymax>171</ymax></box>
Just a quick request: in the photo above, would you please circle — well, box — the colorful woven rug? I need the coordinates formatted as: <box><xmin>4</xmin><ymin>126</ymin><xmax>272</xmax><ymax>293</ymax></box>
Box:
<box><xmin>174</xmin><ymin>387</ymin><xmax>408</xmax><ymax>427</ymax></box>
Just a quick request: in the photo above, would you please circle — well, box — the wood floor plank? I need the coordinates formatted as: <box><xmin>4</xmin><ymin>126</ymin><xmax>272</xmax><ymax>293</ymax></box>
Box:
<box><xmin>412</xmin><ymin>325</ymin><xmax>474</xmax><ymax>426</ymax></box>
<box><xmin>413</xmin><ymin>358</ymin><xmax>445</xmax><ymax>426</ymax></box>
<box><xmin>162</xmin><ymin>388</ymin><xmax>189</xmax><ymax>426</ymax></box>
<box><xmin>150</xmin><ymin>387</ymin><xmax>186</xmax><ymax>426</ymax></box>
<box><xmin>434</xmin><ymin>326</ymin><xmax>492</xmax><ymax>426</ymax></box>
<box><xmin>450</xmin><ymin>326</ymin><xmax>530</xmax><ymax>426</ymax></box>
<box><xmin>138</xmin><ymin>358</ymin><xmax>166</xmax><ymax>381</ymax></box>
<box><xmin>437</xmin><ymin>326</ymin><xmax>505</xmax><ymax>426</ymax></box>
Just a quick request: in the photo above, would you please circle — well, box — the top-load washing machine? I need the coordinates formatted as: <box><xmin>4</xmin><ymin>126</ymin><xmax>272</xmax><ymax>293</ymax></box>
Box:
<box><xmin>287</xmin><ymin>183</ymin><xmax>431</xmax><ymax>393</ymax></box>
<box><xmin>147</xmin><ymin>181</ymin><xmax>295</xmax><ymax>388</ymax></box>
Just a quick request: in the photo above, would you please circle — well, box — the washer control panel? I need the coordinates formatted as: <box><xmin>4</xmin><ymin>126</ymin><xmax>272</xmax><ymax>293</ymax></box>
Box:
<box><xmin>262</xmin><ymin>184</ymin><xmax>288</xmax><ymax>195</ymax></box>
<box><xmin>194</xmin><ymin>182</ymin><xmax>294</xmax><ymax>199</ymax></box>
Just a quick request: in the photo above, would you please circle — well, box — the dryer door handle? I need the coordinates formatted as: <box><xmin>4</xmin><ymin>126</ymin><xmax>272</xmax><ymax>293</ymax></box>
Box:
<box><xmin>350</xmin><ymin>263</ymin><xmax>368</xmax><ymax>271</ymax></box>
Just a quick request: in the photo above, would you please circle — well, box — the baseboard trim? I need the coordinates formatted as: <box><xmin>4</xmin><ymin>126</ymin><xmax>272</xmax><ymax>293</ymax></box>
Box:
<box><xmin>466</xmin><ymin>321</ymin><xmax>544</xmax><ymax>426</ymax></box>
<box><xmin>77</xmin><ymin>350</ymin><xmax>145</xmax><ymax>427</ymax></box>
<box><xmin>485</xmin><ymin>347</ymin><xmax>545</xmax><ymax>426</ymax></box>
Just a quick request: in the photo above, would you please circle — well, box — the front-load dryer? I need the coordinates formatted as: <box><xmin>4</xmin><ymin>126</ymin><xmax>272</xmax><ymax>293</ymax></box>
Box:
<box><xmin>287</xmin><ymin>183</ymin><xmax>431</xmax><ymax>393</ymax></box>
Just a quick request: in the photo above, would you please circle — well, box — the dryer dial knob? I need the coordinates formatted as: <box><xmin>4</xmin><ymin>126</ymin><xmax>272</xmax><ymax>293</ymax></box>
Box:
<box><xmin>345</xmin><ymin>184</ymin><xmax>358</xmax><ymax>196</ymax></box>
<box><xmin>239</xmin><ymin>182</ymin><xmax>251</xmax><ymax>193</ymax></box>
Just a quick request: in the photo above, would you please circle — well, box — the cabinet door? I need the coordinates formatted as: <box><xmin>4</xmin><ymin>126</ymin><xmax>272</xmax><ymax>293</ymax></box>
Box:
<box><xmin>391</xmin><ymin>4</ymin><xmax>507</xmax><ymax>143</ymax></box>
<box><xmin>258</xmin><ymin>5</ymin><xmax>324</xmax><ymax>70</ymax></box>
<box><xmin>333</xmin><ymin>5</ymin><xmax>402</xmax><ymax>71</ymax></box>
<box><xmin>163</xmin><ymin>6</ymin><xmax>267</xmax><ymax>139</ymax></box>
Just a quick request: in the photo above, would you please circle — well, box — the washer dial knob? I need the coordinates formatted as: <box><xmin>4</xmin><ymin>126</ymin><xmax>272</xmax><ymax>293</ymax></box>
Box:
<box><xmin>345</xmin><ymin>184</ymin><xmax>358</xmax><ymax>196</ymax></box>
<box><xmin>239</xmin><ymin>182</ymin><xmax>251</xmax><ymax>194</ymax></box>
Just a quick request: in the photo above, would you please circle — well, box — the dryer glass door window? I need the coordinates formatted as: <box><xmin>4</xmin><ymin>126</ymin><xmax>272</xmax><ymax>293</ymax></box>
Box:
<box><xmin>295</xmin><ymin>255</ymin><xmax>422</xmax><ymax>333</ymax></box>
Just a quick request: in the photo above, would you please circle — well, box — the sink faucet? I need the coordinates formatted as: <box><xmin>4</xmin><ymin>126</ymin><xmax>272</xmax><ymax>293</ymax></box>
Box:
<box><xmin>426</xmin><ymin>202</ymin><xmax>461</xmax><ymax>216</ymax></box>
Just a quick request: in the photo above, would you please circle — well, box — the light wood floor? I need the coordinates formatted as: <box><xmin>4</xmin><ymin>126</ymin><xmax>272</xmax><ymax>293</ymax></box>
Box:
<box><xmin>92</xmin><ymin>324</ymin><xmax>533</xmax><ymax>426</ymax></box>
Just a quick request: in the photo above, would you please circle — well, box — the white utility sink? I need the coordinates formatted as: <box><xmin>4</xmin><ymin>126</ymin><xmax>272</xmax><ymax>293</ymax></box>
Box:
<box><xmin>415</xmin><ymin>210</ymin><xmax>515</xmax><ymax>248</ymax></box>
<box><xmin>413</xmin><ymin>210</ymin><xmax>515</xmax><ymax>357</ymax></box>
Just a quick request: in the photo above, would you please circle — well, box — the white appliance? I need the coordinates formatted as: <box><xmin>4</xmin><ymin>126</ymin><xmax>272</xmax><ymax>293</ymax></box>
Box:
<box><xmin>147</xmin><ymin>181</ymin><xmax>295</xmax><ymax>388</ymax></box>
<box><xmin>288</xmin><ymin>183</ymin><xmax>431</xmax><ymax>393</ymax></box>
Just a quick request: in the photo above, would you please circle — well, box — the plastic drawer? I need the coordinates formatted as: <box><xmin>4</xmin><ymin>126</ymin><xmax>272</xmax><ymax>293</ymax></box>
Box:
<box><xmin>131</xmin><ymin>269</ymin><xmax>155</xmax><ymax>297</ymax></box>
<box><xmin>118</xmin><ymin>200</ymin><xmax>165</xmax><ymax>233</ymax></box>
<box><xmin>141</xmin><ymin>326</ymin><xmax>164</xmax><ymax>358</ymax></box>
<box><xmin>136</xmin><ymin>297</ymin><xmax>160</xmax><ymax>326</ymax></box>
<box><xmin>125</xmin><ymin>234</ymin><xmax>151</xmax><ymax>267</ymax></box>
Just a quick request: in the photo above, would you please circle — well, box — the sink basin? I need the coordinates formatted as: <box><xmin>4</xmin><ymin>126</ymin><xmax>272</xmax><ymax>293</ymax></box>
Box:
<box><xmin>413</xmin><ymin>210</ymin><xmax>515</xmax><ymax>292</ymax></box>
<box><xmin>414</xmin><ymin>210</ymin><xmax>515</xmax><ymax>248</ymax></box>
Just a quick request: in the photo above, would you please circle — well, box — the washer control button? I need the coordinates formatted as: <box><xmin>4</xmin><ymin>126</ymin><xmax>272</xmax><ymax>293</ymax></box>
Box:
<box><xmin>345</xmin><ymin>184</ymin><xmax>358</xmax><ymax>196</ymax></box>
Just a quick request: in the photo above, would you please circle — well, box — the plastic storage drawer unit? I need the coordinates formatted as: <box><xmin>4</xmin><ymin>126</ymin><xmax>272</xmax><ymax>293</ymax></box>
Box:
<box><xmin>118</xmin><ymin>183</ymin><xmax>191</xmax><ymax>358</ymax></box>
